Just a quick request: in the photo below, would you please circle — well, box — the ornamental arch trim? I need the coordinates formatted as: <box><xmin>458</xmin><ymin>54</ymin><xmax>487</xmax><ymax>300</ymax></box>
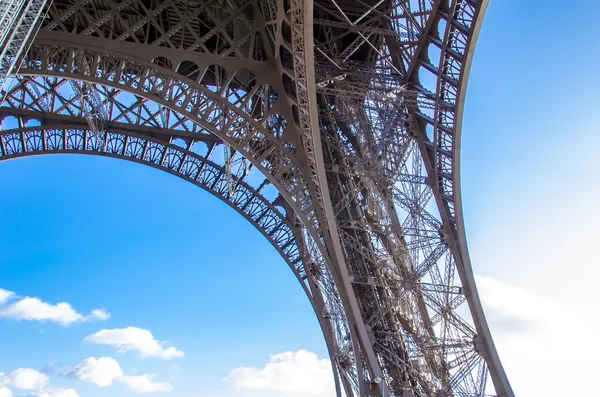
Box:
<box><xmin>0</xmin><ymin>124</ymin><xmax>298</xmax><ymax>276</ymax></box>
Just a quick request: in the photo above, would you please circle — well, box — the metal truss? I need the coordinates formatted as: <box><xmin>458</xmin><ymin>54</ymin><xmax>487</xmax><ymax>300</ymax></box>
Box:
<box><xmin>0</xmin><ymin>0</ymin><xmax>513</xmax><ymax>396</ymax></box>
<box><xmin>0</xmin><ymin>0</ymin><xmax>51</xmax><ymax>96</ymax></box>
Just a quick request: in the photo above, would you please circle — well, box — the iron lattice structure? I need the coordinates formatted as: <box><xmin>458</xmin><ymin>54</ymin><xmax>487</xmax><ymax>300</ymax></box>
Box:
<box><xmin>0</xmin><ymin>0</ymin><xmax>514</xmax><ymax>396</ymax></box>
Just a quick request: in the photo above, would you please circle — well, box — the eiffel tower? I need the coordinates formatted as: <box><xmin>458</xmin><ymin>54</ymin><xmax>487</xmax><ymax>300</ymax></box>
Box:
<box><xmin>0</xmin><ymin>0</ymin><xmax>513</xmax><ymax>396</ymax></box>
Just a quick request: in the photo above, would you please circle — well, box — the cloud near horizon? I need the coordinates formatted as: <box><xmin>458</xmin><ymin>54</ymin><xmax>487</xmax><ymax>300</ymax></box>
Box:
<box><xmin>224</xmin><ymin>350</ymin><xmax>334</xmax><ymax>396</ymax></box>
<box><xmin>63</xmin><ymin>356</ymin><xmax>173</xmax><ymax>393</ymax></box>
<box><xmin>474</xmin><ymin>275</ymin><xmax>552</xmax><ymax>334</ymax></box>
<box><xmin>220</xmin><ymin>277</ymin><xmax>595</xmax><ymax>397</ymax></box>
<box><xmin>475</xmin><ymin>275</ymin><xmax>599</xmax><ymax>396</ymax></box>
<box><xmin>0</xmin><ymin>368</ymin><xmax>79</xmax><ymax>397</ymax></box>
<box><xmin>30</xmin><ymin>387</ymin><xmax>79</xmax><ymax>397</ymax></box>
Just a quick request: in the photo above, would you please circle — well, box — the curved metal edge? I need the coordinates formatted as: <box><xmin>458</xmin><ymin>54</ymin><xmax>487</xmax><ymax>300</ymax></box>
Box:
<box><xmin>0</xmin><ymin>127</ymin><xmax>353</xmax><ymax>365</ymax></box>
<box><xmin>297</xmin><ymin>8</ymin><xmax>354</xmax><ymax>396</ymax></box>
<box><xmin>299</xmin><ymin>0</ymin><xmax>385</xmax><ymax>393</ymax></box>
<box><xmin>451</xmin><ymin>1</ymin><xmax>515</xmax><ymax>396</ymax></box>
<box><xmin>15</xmin><ymin>43</ymin><xmax>342</xmax><ymax>306</ymax></box>
<box><xmin>0</xmin><ymin>126</ymin><xmax>310</xmax><ymax>294</ymax></box>
<box><xmin>14</xmin><ymin>66</ymin><xmax>326</xmax><ymax>258</ymax></box>
<box><xmin>7</xmin><ymin>31</ymin><xmax>349</xmax><ymax>387</ymax></box>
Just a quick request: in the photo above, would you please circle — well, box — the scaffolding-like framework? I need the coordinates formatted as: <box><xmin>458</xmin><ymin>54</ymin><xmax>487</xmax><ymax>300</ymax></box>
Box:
<box><xmin>0</xmin><ymin>0</ymin><xmax>50</xmax><ymax>97</ymax></box>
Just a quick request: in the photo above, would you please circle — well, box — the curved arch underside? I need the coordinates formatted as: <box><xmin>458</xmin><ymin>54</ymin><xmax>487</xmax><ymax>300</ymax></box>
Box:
<box><xmin>0</xmin><ymin>119</ymin><xmax>349</xmax><ymax>393</ymax></box>
<box><xmin>0</xmin><ymin>0</ymin><xmax>514</xmax><ymax>396</ymax></box>
<box><xmin>0</xmin><ymin>124</ymin><xmax>302</xmax><ymax>277</ymax></box>
<box><xmin>0</xmin><ymin>82</ymin><xmax>353</xmax><ymax>394</ymax></box>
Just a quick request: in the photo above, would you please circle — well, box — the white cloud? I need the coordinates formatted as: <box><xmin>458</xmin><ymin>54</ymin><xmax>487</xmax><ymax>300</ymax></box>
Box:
<box><xmin>63</xmin><ymin>357</ymin><xmax>123</xmax><ymax>387</ymax></box>
<box><xmin>90</xmin><ymin>309</ymin><xmax>111</xmax><ymax>321</ymax></box>
<box><xmin>475</xmin><ymin>275</ymin><xmax>600</xmax><ymax>396</ymax></box>
<box><xmin>9</xmin><ymin>368</ymin><xmax>49</xmax><ymax>390</ymax></box>
<box><xmin>0</xmin><ymin>290</ymin><xmax>14</xmax><ymax>305</ymax></box>
<box><xmin>0</xmin><ymin>373</ymin><xmax>9</xmax><ymax>387</ymax></box>
<box><xmin>64</xmin><ymin>357</ymin><xmax>173</xmax><ymax>394</ymax></box>
<box><xmin>0</xmin><ymin>288</ymin><xmax>110</xmax><ymax>326</ymax></box>
<box><xmin>120</xmin><ymin>375</ymin><xmax>174</xmax><ymax>393</ymax></box>
<box><xmin>0</xmin><ymin>369</ymin><xmax>78</xmax><ymax>397</ymax></box>
<box><xmin>224</xmin><ymin>350</ymin><xmax>334</xmax><ymax>396</ymax></box>
<box><xmin>475</xmin><ymin>275</ymin><xmax>551</xmax><ymax>334</ymax></box>
<box><xmin>32</xmin><ymin>388</ymin><xmax>79</xmax><ymax>397</ymax></box>
<box><xmin>84</xmin><ymin>327</ymin><xmax>184</xmax><ymax>359</ymax></box>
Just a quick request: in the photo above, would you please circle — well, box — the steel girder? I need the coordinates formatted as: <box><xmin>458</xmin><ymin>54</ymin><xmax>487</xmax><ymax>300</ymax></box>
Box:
<box><xmin>0</xmin><ymin>0</ymin><xmax>513</xmax><ymax>396</ymax></box>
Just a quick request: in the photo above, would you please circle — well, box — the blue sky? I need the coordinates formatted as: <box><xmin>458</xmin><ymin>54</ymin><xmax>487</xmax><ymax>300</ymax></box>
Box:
<box><xmin>0</xmin><ymin>155</ymin><xmax>329</xmax><ymax>396</ymax></box>
<box><xmin>461</xmin><ymin>0</ymin><xmax>600</xmax><ymax>394</ymax></box>
<box><xmin>1</xmin><ymin>1</ymin><xmax>600</xmax><ymax>396</ymax></box>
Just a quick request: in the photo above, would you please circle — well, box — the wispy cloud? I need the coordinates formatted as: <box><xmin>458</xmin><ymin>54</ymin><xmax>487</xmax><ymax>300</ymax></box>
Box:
<box><xmin>62</xmin><ymin>357</ymin><xmax>123</xmax><ymax>388</ymax></box>
<box><xmin>0</xmin><ymin>368</ymin><xmax>77</xmax><ymax>397</ymax></box>
<box><xmin>30</xmin><ymin>387</ymin><xmax>79</xmax><ymax>397</ymax></box>
<box><xmin>120</xmin><ymin>375</ymin><xmax>174</xmax><ymax>393</ymax></box>
<box><xmin>84</xmin><ymin>327</ymin><xmax>184</xmax><ymax>359</ymax></box>
<box><xmin>62</xmin><ymin>356</ymin><xmax>173</xmax><ymax>393</ymax></box>
<box><xmin>0</xmin><ymin>288</ymin><xmax>109</xmax><ymax>326</ymax></box>
<box><xmin>0</xmin><ymin>373</ymin><xmax>11</xmax><ymax>397</ymax></box>
<box><xmin>0</xmin><ymin>290</ymin><xmax>14</xmax><ymax>305</ymax></box>
<box><xmin>475</xmin><ymin>275</ymin><xmax>551</xmax><ymax>334</ymax></box>
<box><xmin>476</xmin><ymin>275</ymin><xmax>599</xmax><ymax>396</ymax></box>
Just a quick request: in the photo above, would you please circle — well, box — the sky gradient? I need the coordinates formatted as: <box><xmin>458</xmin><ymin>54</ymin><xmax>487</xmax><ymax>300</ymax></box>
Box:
<box><xmin>1</xmin><ymin>0</ymin><xmax>599</xmax><ymax>396</ymax></box>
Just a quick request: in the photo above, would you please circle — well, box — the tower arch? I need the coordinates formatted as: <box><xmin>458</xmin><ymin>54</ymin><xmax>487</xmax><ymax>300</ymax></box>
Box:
<box><xmin>0</xmin><ymin>0</ymin><xmax>514</xmax><ymax>395</ymax></box>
